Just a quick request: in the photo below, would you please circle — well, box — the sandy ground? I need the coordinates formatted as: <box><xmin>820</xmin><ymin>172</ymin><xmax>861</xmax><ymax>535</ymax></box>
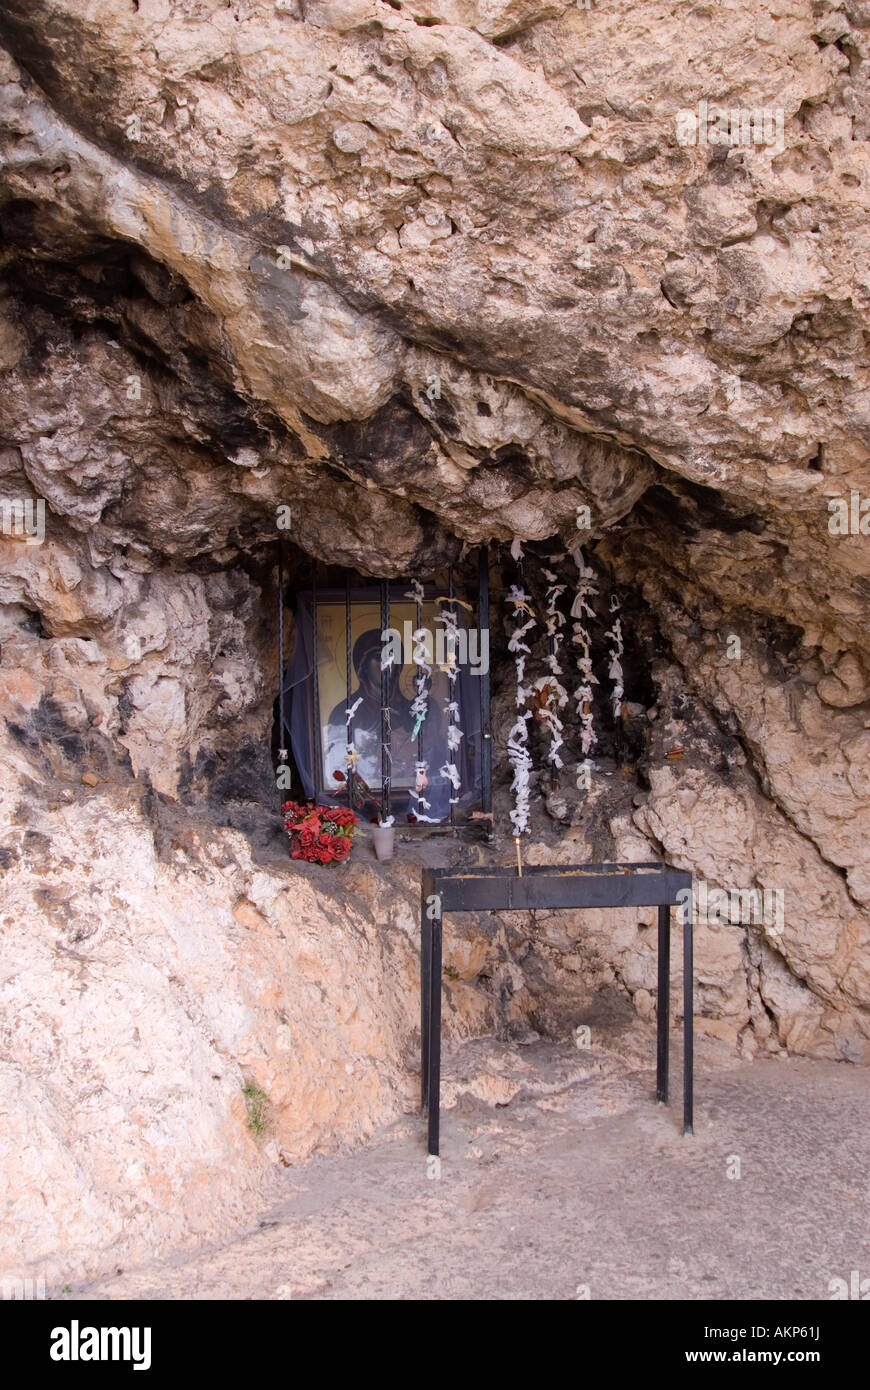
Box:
<box><xmin>72</xmin><ymin>1043</ymin><xmax>870</xmax><ymax>1301</ymax></box>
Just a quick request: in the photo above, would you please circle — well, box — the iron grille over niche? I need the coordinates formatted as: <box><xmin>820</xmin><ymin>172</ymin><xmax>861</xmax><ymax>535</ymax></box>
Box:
<box><xmin>277</xmin><ymin>551</ymin><xmax>493</xmax><ymax>831</ymax></box>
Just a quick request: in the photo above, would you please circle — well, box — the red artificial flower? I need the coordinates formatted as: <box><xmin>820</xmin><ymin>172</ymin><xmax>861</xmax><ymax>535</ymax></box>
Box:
<box><xmin>284</xmin><ymin>797</ymin><xmax>357</xmax><ymax>864</ymax></box>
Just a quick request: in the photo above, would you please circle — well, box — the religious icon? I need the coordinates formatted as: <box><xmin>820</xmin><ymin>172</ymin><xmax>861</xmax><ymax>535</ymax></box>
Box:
<box><xmin>324</xmin><ymin>625</ymin><xmax>445</xmax><ymax>790</ymax></box>
<box><xmin>313</xmin><ymin>596</ymin><xmax>450</xmax><ymax>813</ymax></box>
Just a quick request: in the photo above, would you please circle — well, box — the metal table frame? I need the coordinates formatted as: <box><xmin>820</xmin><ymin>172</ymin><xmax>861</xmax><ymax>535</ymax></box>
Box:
<box><xmin>420</xmin><ymin>861</ymin><xmax>694</xmax><ymax>1155</ymax></box>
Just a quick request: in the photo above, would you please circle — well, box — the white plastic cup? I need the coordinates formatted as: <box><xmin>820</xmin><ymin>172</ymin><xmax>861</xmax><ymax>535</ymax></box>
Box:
<box><xmin>371</xmin><ymin>825</ymin><xmax>396</xmax><ymax>861</ymax></box>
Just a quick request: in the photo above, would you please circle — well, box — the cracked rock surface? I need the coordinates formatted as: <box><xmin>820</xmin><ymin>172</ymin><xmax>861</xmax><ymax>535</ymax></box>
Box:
<box><xmin>0</xmin><ymin>0</ymin><xmax>868</xmax><ymax>1281</ymax></box>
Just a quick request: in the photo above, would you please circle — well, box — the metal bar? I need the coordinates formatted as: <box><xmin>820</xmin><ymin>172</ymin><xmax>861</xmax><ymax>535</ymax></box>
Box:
<box><xmin>683</xmin><ymin>894</ymin><xmax>694</xmax><ymax>1136</ymax></box>
<box><xmin>416</xmin><ymin>585</ymin><xmax>423</xmax><ymax>768</ymax></box>
<box><xmin>478</xmin><ymin>546</ymin><xmax>492</xmax><ymax>832</ymax></box>
<box><xmin>277</xmin><ymin>538</ymin><xmax>286</xmax><ymax>802</ymax></box>
<box><xmin>380</xmin><ymin>579</ymin><xmax>391</xmax><ymax>824</ymax></box>
<box><xmin>345</xmin><ymin>575</ymin><xmax>352</xmax><ymax>813</ymax></box>
<box><xmin>427</xmin><ymin>894</ymin><xmax>442</xmax><ymax>1157</ymax></box>
<box><xmin>656</xmin><ymin>903</ymin><xmax>670</xmax><ymax>1104</ymax></box>
<box><xmin>428</xmin><ymin>861</ymin><xmax>674</xmax><ymax>877</ymax></box>
<box><xmin>310</xmin><ymin>569</ymin><xmax>320</xmax><ymax>797</ymax></box>
<box><xmin>433</xmin><ymin>874</ymin><xmax>691</xmax><ymax>914</ymax></box>
<box><xmin>448</xmin><ymin>564</ymin><xmax>456</xmax><ymax>837</ymax></box>
<box><xmin>421</xmin><ymin>871</ymin><xmax>434</xmax><ymax>1109</ymax></box>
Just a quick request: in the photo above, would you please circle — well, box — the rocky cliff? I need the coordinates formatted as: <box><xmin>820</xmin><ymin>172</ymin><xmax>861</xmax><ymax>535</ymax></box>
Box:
<box><xmin>0</xmin><ymin>0</ymin><xmax>868</xmax><ymax>1284</ymax></box>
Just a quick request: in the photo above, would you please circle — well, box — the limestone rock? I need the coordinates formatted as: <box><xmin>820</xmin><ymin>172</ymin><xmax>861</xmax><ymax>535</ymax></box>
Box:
<box><xmin>0</xmin><ymin>0</ymin><xmax>868</xmax><ymax>1283</ymax></box>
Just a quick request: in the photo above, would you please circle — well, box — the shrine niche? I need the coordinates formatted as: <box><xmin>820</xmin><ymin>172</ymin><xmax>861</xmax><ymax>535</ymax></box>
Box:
<box><xmin>276</xmin><ymin>554</ymin><xmax>491</xmax><ymax>831</ymax></box>
<box><xmin>273</xmin><ymin>538</ymin><xmax>654</xmax><ymax>842</ymax></box>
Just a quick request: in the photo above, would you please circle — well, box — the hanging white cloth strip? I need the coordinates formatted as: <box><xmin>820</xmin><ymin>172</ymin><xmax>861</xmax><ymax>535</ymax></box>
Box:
<box><xmin>530</xmin><ymin>674</ymin><xmax>568</xmax><ymax>770</ymax></box>
<box><xmin>344</xmin><ymin>697</ymin><xmax>364</xmax><ymax>776</ymax></box>
<box><xmin>571</xmin><ymin>546</ymin><xmax>598</xmax><ymax>785</ymax></box>
<box><xmin>408</xmin><ymin>629</ymin><xmax>432</xmax><ymax>738</ymax></box>
<box><xmin>403</xmin><ymin>580</ymin><xmax>442</xmax><ymax>823</ymax></box>
<box><xmin>607</xmin><ymin>591</ymin><xmax>624</xmax><ymax>721</ymax></box>
<box><xmin>542</xmin><ymin>561</ymin><xmax>567</xmax><ymax>679</ymax></box>
<box><xmin>434</xmin><ymin>600</ymin><xmax>463</xmax><ymax>806</ymax></box>
<box><xmin>536</xmin><ymin>555</ymin><xmax>569</xmax><ymax>771</ymax></box>
<box><xmin>507</xmin><ymin>713</ymin><xmax>534</xmax><ymax>835</ymax></box>
<box><xmin>411</xmin><ymin>758</ymin><xmax>441</xmax><ymax>821</ymax></box>
<box><xmin>505</xmin><ymin>579</ymin><xmax>537</xmax><ymax>833</ymax></box>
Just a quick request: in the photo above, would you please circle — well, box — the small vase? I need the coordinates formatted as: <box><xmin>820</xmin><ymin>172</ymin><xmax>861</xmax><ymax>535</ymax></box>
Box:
<box><xmin>371</xmin><ymin>824</ymin><xmax>395</xmax><ymax>862</ymax></box>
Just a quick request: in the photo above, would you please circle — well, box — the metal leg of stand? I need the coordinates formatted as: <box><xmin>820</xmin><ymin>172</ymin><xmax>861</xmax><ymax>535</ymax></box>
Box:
<box><xmin>683</xmin><ymin>895</ymin><xmax>694</xmax><ymax>1136</ymax></box>
<box><xmin>421</xmin><ymin>874</ymin><xmax>434</xmax><ymax>1110</ymax></box>
<box><xmin>656</xmin><ymin>903</ymin><xmax>670</xmax><ymax>1104</ymax></box>
<box><xmin>427</xmin><ymin>904</ymin><xmax>442</xmax><ymax>1157</ymax></box>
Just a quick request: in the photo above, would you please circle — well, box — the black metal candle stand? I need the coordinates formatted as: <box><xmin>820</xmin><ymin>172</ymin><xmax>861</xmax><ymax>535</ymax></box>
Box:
<box><xmin>420</xmin><ymin>861</ymin><xmax>694</xmax><ymax>1155</ymax></box>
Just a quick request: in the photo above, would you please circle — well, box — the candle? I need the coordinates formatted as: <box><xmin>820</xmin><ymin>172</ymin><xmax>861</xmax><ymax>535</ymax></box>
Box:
<box><xmin>515</xmin><ymin>835</ymin><xmax>523</xmax><ymax>877</ymax></box>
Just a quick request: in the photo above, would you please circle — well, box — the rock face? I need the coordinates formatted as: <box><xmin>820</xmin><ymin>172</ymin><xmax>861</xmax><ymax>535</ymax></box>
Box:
<box><xmin>0</xmin><ymin>0</ymin><xmax>869</xmax><ymax>1281</ymax></box>
<box><xmin>0</xmin><ymin>782</ymin><xmax>427</xmax><ymax>1284</ymax></box>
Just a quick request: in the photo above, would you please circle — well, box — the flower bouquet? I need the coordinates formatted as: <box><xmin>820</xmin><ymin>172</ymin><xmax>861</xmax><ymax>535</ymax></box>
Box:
<box><xmin>282</xmin><ymin>800</ymin><xmax>359</xmax><ymax>864</ymax></box>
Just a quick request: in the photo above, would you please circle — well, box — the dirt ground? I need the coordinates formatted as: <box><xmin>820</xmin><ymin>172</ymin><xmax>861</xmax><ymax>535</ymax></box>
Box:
<box><xmin>73</xmin><ymin>1044</ymin><xmax>870</xmax><ymax>1301</ymax></box>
